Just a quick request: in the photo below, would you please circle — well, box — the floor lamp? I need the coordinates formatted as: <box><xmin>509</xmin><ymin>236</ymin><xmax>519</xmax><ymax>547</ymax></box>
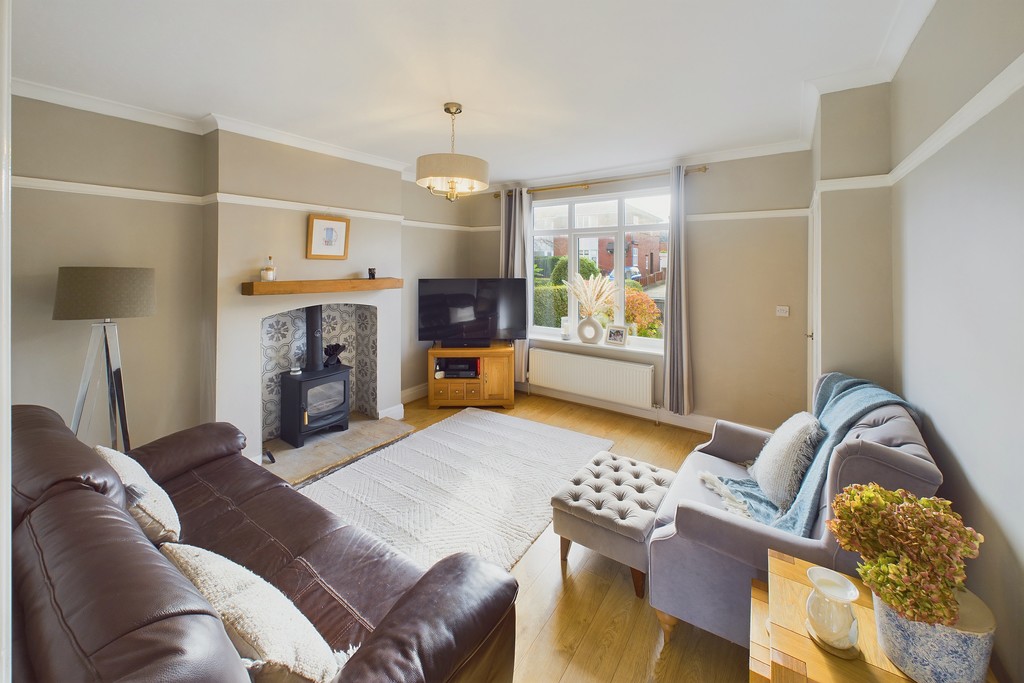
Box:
<box><xmin>53</xmin><ymin>266</ymin><xmax>156</xmax><ymax>451</ymax></box>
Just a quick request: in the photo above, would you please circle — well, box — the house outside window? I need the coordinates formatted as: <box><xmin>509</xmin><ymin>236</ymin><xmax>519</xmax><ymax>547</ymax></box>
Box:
<box><xmin>530</xmin><ymin>190</ymin><xmax>669</xmax><ymax>348</ymax></box>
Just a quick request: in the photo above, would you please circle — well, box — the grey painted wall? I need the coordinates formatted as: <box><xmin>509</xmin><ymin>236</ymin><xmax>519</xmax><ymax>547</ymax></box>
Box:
<box><xmin>890</xmin><ymin>3</ymin><xmax>1024</xmax><ymax>674</ymax></box>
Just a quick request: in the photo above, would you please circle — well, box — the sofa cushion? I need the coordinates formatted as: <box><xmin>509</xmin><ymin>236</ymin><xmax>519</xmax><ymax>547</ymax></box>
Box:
<box><xmin>13</xmin><ymin>489</ymin><xmax>247</xmax><ymax>682</ymax></box>
<box><xmin>655</xmin><ymin>450</ymin><xmax>750</xmax><ymax>529</ymax></box>
<box><xmin>161</xmin><ymin>543</ymin><xmax>346</xmax><ymax>683</ymax></box>
<box><xmin>748</xmin><ymin>411</ymin><xmax>824</xmax><ymax>511</ymax></box>
<box><xmin>11</xmin><ymin>405</ymin><xmax>125</xmax><ymax>527</ymax></box>
<box><xmin>95</xmin><ymin>445</ymin><xmax>181</xmax><ymax>544</ymax></box>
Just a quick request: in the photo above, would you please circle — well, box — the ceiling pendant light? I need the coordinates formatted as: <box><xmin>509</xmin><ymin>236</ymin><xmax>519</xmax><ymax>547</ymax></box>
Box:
<box><xmin>416</xmin><ymin>102</ymin><xmax>489</xmax><ymax>202</ymax></box>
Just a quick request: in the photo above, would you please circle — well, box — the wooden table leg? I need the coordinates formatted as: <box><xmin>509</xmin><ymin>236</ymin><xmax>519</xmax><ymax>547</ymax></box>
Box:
<box><xmin>560</xmin><ymin>536</ymin><xmax>572</xmax><ymax>561</ymax></box>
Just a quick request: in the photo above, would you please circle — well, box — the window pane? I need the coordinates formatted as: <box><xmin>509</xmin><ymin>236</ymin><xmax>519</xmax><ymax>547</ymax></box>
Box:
<box><xmin>625</xmin><ymin>195</ymin><xmax>670</xmax><ymax>225</ymax></box>
<box><xmin>532</xmin><ymin>233</ymin><xmax>568</xmax><ymax>328</ymax></box>
<box><xmin>534</xmin><ymin>204</ymin><xmax>568</xmax><ymax>230</ymax></box>
<box><xmin>574</xmin><ymin>200</ymin><xmax>617</xmax><ymax>228</ymax></box>
<box><xmin>624</xmin><ymin>230</ymin><xmax>667</xmax><ymax>338</ymax></box>
<box><xmin>577</xmin><ymin>235</ymin><xmax>615</xmax><ymax>327</ymax></box>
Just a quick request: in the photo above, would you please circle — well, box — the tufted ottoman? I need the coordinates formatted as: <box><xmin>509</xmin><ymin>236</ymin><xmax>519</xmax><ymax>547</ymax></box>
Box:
<box><xmin>551</xmin><ymin>451</ymin><xmax>675</xmax><ymax>598</ymax></box>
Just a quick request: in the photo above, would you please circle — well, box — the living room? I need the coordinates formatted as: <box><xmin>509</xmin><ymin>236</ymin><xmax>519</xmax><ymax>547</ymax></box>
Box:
<box><xmin>2</xmin><ymin>1</ymin><xmax>1023</xmax><ymax>682</ymax></box>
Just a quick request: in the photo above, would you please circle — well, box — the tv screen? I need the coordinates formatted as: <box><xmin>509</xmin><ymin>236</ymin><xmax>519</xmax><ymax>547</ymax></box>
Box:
<box><xmin>418</xmin><ymin>278</ymin><xmax>527</xmax><ymax>344</ymax></box>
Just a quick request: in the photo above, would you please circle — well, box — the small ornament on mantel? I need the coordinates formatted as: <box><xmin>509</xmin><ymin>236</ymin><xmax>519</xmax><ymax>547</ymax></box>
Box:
<box><xmin>260</xmin><ymin>256</ymin><xmax>277</xmax><ymax>282</ymax></box>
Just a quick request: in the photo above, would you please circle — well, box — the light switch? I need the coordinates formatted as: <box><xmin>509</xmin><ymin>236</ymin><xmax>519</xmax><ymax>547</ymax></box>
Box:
<box><xmin>776</xmin><ymin>305</ymin><xmax>790</xmax><ymax>317</ymax></box>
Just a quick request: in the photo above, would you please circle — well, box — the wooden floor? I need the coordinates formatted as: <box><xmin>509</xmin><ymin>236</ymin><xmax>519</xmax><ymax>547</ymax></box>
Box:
<box><xmin>403</xmin><ymin>393</ymin><xmax>750</xmax><ymax>683</ymax></box>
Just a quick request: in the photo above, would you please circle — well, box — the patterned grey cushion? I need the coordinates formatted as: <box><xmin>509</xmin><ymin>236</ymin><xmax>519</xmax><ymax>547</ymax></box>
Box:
<box><xmin>551</xmin><ymin>451</ymin><xmax>676</xmax><ymax>542</ymax></box>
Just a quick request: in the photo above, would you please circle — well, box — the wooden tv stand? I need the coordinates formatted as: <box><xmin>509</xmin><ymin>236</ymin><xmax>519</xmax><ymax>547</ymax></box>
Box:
<box><xmin>427</xmin><ymin>341</ymin><xmax>515</xmax><ymax>409</ymax></box>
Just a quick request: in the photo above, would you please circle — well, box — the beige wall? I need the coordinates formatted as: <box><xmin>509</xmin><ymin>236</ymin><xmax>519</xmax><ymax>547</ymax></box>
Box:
<box><xmin>890</xmin><ymin>3</ymin><xmax>1024</xmax><ymax>677</ymax></box>
<box><xmin>10</xmin><ymin>190</ymin><xmax>204</xmax><ymax>447</ymax></box>
<box><xmin>819</xmin><ymin>83</ymin><xmax>890</xmax><ymax>180</ymax></box>
<box><xmin>817</xmin><ymin>187</ymin><xmax>893</xmax><ymax>387</ymax></box>
<box><xmin>688</xmin><ymin>218</ymin><xmax>808</xmax><ymax>427</ymax></box>
<box><xmin>216</xmin><ymin>131</ymin><xmax>401</xmax><ymax>213</ymax></box>
<box><xmin>10</xmin><ymin>100</ymin><xmax>205</xmax><ymax>448</ymax></box>
<box><xmin>890</xmin><ymin>0</ymin><xmax>1024</xmax><ymax>166</ymax></box>
<box><xmin>13</xmin><ymin>96</ymin><xmax>204</xmax><ymax>195</ymax></box>
<box><xmin>685</xmin><ymin>151</ymin><xmax>813</xmax><ymax>213</ymax></box>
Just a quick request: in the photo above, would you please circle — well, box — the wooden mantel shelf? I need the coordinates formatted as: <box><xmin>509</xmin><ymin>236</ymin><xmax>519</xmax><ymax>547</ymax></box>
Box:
<box><xmin>241</xmin><ymin>277</ymin><xmax>403</xmax><ymax>296</ymax></box>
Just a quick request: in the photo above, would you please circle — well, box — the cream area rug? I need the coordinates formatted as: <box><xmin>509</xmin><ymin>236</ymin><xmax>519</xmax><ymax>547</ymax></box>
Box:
<box><xmin>299</xmin><ymin>408</ymin><xmax>613</xmax><ymax>570</ymax></box>
<box><xmin>263</xmin><ymin>414</ymin><xmax>415</xmax><ymax>486</ymax></box>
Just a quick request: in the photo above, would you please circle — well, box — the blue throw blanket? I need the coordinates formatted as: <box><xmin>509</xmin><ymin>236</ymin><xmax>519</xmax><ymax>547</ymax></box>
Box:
<box><xmin>716</xmin><ymin>373</ymin><xmax>919</xmax><ymax>537</ymax></box>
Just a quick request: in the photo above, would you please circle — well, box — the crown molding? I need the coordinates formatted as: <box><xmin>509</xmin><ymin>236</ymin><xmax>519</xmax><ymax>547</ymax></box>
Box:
<box><xmin>401</xmin><ymin>219</ymin><xmax>500</xmax><ymax>233</ymax></box>
<box><xmin>12</xmin><ymin>176</ymin><xmax>204</xmax><ymax>204</ymax></box>
<box><xmin>890</xmin><ymin>50</ymin><xmax>1024</xmax><ymax>185</ymax></box>
<box><xmin>678</xmin><ymin>139</ymin><xmax>811</xmax><ymax>167</ymax></box>
<box><xmin>206</xmin><ymin>114</ymin><xmax>409</xmax><ymax>172</ymax></box>
<box><xmin>686</xmin><ymin>208</ymin><xmax>809</xmax><ymax>222</ymax></box>
<box><xmin>815</xmin><ymin>175</ymin><xmax>892</xmax><ymax>194</ymax></box>
<box><xmin>12</xmin><ymin>79</ymin><xmax>204</xmax><ymax>134</ymax></box>
<box><xmin>875</xmin><ymin>0</ymin><xmax>936</xmax><ymax>82</ymax></box>
<box><xmin>208</xmin><ymin>192</ymin><xmax>403</xmax><ymax>222</ymax></box>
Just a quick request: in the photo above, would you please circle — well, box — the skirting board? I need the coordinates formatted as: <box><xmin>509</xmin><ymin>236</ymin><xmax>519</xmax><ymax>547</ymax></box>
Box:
<box><xmin>379</xmin><ymin>403</ymin><xmax>405</xmax><ymax>421</ymax></box>
<box><xmin>520</xmin><ymin>383</ymin><xmax>719</xmax><ymax>434</ymax></box>
<box><xmin>402</xmin><ymin>383</ymin><xmax>429</xmax><ymax>404</ymax></box>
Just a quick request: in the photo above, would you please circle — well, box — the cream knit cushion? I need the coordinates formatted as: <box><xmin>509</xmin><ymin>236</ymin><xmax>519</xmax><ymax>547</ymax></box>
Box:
<box><xmin>161</xmin><ymin>543</ymin><xmax>345</xmax><ymax>683</ymax></box>
<box><xmin>94</xmin><ymin>445</ymin><xmax>180</xmax><ymax>544</ymax></box>
<box><xmin>747</xmin><ymin>411</ymin><xmax>825</xmax><ymax>511</ymax></box>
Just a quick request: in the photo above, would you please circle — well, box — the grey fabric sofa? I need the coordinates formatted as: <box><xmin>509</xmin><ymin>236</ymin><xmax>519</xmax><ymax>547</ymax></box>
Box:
<box><xmin>647</xmin><ymin>376</ymin><xmax>943</xmax><ymax>646</ymax></box>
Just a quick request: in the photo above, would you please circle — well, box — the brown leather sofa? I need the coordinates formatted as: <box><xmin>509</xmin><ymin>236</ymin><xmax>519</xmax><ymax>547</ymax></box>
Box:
<box><xmin>11</xmin><ymin>405</ymin><xmax>518</xmax><ymax>682</ymax></box>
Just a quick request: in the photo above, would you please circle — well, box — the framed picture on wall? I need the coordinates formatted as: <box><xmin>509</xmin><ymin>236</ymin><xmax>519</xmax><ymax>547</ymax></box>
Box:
<box><xmin>605</xmin><ymin>325</ymin><xmax>627</xmax><ymax>346</ymax></box>
<box><xmin>307</xmin><ymin>214</ymin><xmax>350</xmax><ymax>260</ymax></box>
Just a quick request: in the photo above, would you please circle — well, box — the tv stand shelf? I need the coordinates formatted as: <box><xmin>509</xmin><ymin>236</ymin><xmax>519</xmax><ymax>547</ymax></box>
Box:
<box><xmin>428</xmin><ymin>341</ymin><xmax>515</xmax><ymax>409</ymax></box>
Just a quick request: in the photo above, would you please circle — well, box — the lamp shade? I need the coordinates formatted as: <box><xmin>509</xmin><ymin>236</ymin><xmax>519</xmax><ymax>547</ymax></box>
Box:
<box><xmin>53</xmin><ymin>267</ymin><xmax>156</xmax><ymax>320</ymax></box>
<box><xmin>415</xmin><ymin>153</ymin><xmax>490</xmax><ymax>195</ymax></box>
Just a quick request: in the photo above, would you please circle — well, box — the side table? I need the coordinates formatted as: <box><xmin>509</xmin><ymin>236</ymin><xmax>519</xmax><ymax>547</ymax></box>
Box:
<box><xmin>749</xmin><ymin>549</ymin><xmax>997</xmax><ymax>682</ymax></box>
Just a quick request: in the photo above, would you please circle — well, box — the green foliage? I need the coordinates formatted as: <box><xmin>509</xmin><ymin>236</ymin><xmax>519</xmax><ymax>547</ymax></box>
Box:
<box><xmin>550</xmin><ymin>256</ymin><xmax>599</xmax><ymax>286</ymax></box>
<box><xmin>827</xmin><ymin>483</ymin><xmax>984</xmax><ymax>626</ymax></box>
<box><xmin>625</xmin><ymin>279</ymin><xmax>643</xmax><ymax>291</ymax></box>
<box><xmin>532</xmin><ymin>255</ymin><xmax>560</xmax><ymax>278</ymax></box>
<box><xmin>532</xmin><ymin>285</ymin><xmax>568</xmax><ymax>328</ymax></box>
<box><xmin>625</xmin><ymin>288</ymin><xmax>662</xmax><ymax>338</ymax></box>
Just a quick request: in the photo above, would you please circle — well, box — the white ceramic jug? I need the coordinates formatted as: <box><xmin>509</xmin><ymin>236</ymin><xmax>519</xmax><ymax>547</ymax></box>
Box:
<box><xmin>805</xmin><ymin>566</ymin><xmax>859</xmax><ymax>650</ymax></box>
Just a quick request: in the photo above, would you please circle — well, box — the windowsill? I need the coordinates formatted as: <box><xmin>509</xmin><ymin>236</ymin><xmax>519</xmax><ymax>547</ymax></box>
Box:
<box><xmin>527</xmin><ymin>328</ymin><xmax>665</xmax><ymax>357</ymax></box>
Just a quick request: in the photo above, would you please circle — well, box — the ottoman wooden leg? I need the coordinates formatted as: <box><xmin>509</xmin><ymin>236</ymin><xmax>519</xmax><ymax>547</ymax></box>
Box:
<box><xmin>655</xmin><ymin>609</ymin><xmax>680</xmax><ymax>643</ymax></box>
<box><xmin>560</xmin><ymin>536</ymin><xmax>572</xmax><ymax>561</ymax></box>
<box><xmin>630</xmin><ymin>567</ymin><xmax>646</xmax><ymax>598</ymax></box>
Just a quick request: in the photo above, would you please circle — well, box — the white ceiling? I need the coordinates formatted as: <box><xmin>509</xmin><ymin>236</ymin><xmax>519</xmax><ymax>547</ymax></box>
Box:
<box><xmin>11</xmin><ymin>1</ymin><xmax>934</xmax><ymax>186</ymax></box>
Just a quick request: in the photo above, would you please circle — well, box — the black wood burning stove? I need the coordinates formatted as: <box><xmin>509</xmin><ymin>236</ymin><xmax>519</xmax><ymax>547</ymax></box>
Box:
<box><xmin>279</xmin><ymin>305</ymin><xmax>351</xmax><ymax>448</ymax></box>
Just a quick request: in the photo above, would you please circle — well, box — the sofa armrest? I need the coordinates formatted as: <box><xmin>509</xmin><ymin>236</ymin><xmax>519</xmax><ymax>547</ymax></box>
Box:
<box><xmin>129</xmin><ymin>422</ymin><xmax>247</xmax><ymax>484</ymax></box>
<box><xmin>339</xmin><ymin>553</ymin><xmax>518</xmax><ymax>683</ymax></box>
<box><xmin>695</xmin><ymin>420</ymin><xmax>771</xmax><ymax>464</ymax></box>
<box><xmin>829</xmin><ymin>439</ymin><xmax>943</xmax><ymax>499</ymax></box>
<box><xmin>652</xmin><ymin>499</ymin><xmax>835</xmax><ymax>570</ymax></box>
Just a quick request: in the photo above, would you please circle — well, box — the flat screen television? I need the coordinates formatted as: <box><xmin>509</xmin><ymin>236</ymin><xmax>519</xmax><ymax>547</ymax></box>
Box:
<box><xmin>418</xmin><ymin>278</ymin><xmax>527</xmax><ymax>346</ymax></box>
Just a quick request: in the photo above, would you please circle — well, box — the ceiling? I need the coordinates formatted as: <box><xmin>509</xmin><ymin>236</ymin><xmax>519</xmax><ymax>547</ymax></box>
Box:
<box><xmin>12</xmin><ymin>1</ymin><xmax>934</xmax><ymax>187</ymax></box>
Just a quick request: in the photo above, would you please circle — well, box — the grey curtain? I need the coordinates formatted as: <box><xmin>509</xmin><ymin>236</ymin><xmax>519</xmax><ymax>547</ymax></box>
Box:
<box><xmin>500</xmin><ymin>187</ymin><xmax>530</xmax><ymax>382</ymax></box>
<box><xmin>664</xmin><ymin>165</ymin><xmax>693</xmax><ymax>414</ymax></box>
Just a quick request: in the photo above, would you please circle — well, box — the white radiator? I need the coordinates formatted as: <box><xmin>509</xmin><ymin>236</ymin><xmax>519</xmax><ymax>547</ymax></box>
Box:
<box><xmin>528</xmin><ymin>348</ymin><xmax>654</xmax><ymax>410</ymax></box>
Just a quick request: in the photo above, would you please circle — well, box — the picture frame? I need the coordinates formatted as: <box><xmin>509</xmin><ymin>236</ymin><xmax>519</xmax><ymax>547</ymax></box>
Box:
<box><xmin>605</xmin><ymin>324</ymin><xmax>627</xmax><ymax>346</ymax></box>
<box><xmin>307</xmin><ymin>214</ymin><xmax>350</xmax><ymax>260</ymax></box>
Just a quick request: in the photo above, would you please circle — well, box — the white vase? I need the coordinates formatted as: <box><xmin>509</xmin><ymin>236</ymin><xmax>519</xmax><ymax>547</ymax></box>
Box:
<box><xmin>804</xmin><ymin>567</ymin><xmax>859</xmax><ymax>650</ymax></box>
<box><xmin>873</xmin><ymin>591</ymin><xmax>995</xmax><ymax>683</ymax></box>
<box><xmin>577</xmin><ymin>316</ymin><xmax>602</xmax><ymax>344</ymax></box>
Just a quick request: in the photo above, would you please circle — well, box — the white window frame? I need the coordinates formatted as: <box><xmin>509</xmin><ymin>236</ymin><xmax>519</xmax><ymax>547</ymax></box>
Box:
<box><xmin>528</xmin><ymin>188</ymin><xmax>669</xmax><ymax>353</ymax></box>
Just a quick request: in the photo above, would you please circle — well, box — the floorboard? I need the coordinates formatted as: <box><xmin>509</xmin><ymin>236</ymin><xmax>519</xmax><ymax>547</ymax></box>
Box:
<box><xmin>402</xmin><ymin>392</ymin><xmax>748</xmax><ymax>683</ymax></box>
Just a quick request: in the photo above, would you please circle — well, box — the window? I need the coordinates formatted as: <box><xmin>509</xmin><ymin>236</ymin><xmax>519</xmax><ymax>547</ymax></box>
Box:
<box><xmin>530</xmin><ymin>190</ymin><xmax>669</xmax><ymax>345</ymax></box>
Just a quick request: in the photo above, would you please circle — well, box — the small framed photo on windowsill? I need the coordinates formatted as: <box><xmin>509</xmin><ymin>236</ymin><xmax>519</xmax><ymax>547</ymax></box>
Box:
<box><xmin>307</xmin><ymin>214</ymin><xmax>350</xmax><ymax>260</ymax></box>
<box><xmin>605</xmin><ymin>325</ymin><xmax>628</xmax><ymax>346</ymax></box>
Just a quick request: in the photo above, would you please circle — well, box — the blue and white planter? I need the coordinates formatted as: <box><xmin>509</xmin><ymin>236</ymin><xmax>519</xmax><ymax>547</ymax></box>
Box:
<box><xmin>873</xmin><ymin>590</ymin><xmax>995</xmax><ymax>683</ymax></box>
